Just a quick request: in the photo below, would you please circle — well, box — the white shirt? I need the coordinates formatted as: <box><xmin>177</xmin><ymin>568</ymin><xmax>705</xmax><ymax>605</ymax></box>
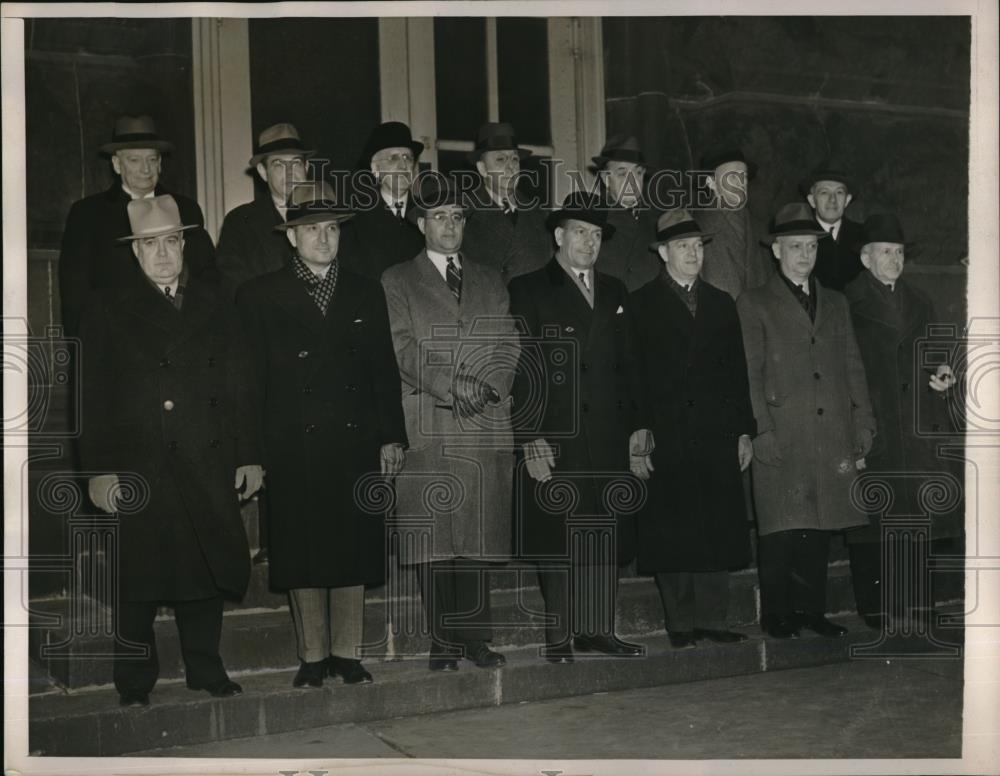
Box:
<box><xmin>426</xmin><ymin>250</ymin><xmax>461</xmax><ymax>282</ymax></box>
<box><xmin>122</xmin><ymin>184</ymin><xmax>156</xmax><ymax>200</ymax></box>
<box><xmin>818</xmin><ymin>217</ymin><xmax>842</xmax><ymax>241</ymax></box>
<box><xmin>272</xmin><ymin>196</ymin><xmax>288</xmax><ymax>222</ymax></box>
<box><xmin>381</xmin><ymin>189</ymin><xmax>407</xmax><ymax>218</ymax></box>
<box><xmin>557</xmin><ymin>260</ymin><xmax>594</xmax><ymax>304</ymax></box>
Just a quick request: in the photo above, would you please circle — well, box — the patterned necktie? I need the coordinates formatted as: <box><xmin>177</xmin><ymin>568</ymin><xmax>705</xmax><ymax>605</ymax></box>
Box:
<box><xmin>577</xmin><ymin>271</ymin><xmax>590</xmax><ymax>290</ymax></box>
<box><xmin>164</xmin><ymin>286</ymin><xmax>173</xmax><ymax>300</ymax></box>
<box><xmin>394</xmin><ymin>202</ymin><xmax>404</xmax><ymax>220</ymax></box>
<box><xmin>446</xmin><ymin>256</ymin><xmax>462</xmax><ymax>302</ymax></box>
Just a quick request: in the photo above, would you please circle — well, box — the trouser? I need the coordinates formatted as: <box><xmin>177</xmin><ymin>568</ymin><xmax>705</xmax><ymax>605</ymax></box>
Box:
<box><xmin>288</xmin><ymin>585</ymin><xmax>365</xmax><ymax>663</ymax></box>
<box><xmin>536</xmin><ymin>560</ymin><xmax>618</xmax><ymax>646</ymax></box>
<box><xmin>654</xmin><ymin>570</ymin><xmax>730</xmax><ymax>632</ymax></box>
<box><xmin>757</xmin><ymin>529</ymin><xmax>832</xmax><ymax>621</ymax></box>
<box><xmin>114</xmin><ymin>596</ymin><xmax>226</xmax><ymax>694</ymax></box>
<box><xmin>849</xmin><ymin>536</ymin><xmax>946</xmax><ymax>617</ymax></box>
<box><xmin>417</xmin><ymin>559</ymin><xmax>494</xmax><ymax>655</ymax></box>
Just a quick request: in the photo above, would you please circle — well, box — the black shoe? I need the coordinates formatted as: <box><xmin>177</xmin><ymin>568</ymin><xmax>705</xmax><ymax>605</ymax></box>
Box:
<box><xmin>541</xmin><ymin>645</ymin><xmax>574</xmax><ymax>664</ymax></box>
<box><xmin>187</xmin><ymin>677</ymin><xmax>243</xmax><ymax>697</ymax></box>
<box><xmin>119</xmin><ymin>690</ymin><xmax>150</xmax><ymax>707</ymax></box>
<box><xmin>328</xmin><ymin>656</ymin><xmax>373</xmax><ymax>685</ymax></box>
<box><xmin>428</xmin><ymin>656</ymin><xmax>460</xmax><ymax>672</ymax></box>
<box><xmin>693</xmin><ymin>628</ymin><xmax>748</xmax><ymax>644</ymax></box>
<box><xmin>763</xmin><ymin>616</ymin><xmax>800</xmax><ymax>639</ymax></box>
<box><xmin>252</xmin><ymin>546</ymin><xmax>269</xmax><ymax>565</ymax></box>
<box><xmin>863</xmin><ymin>613</ymin><xmax>889</xmax><ymax>631</ymax></box>
<box><xmin>796</xmin><ymin>613</ymin><xmax>848</xmax><ymax>638</ymax></box>
<box><xmin>668</xmin><ymin>631</ymin><xmax>698</xmax><ymax>649</ymax></box>
<box><xmin>465</xmin><ymin>641</ymin><xmax>506</xmax><ymax>668</ymax></box>
<box><xmin>292</xmin><ymin>660</ymin><xmax>327</xmax><ymax>688</ymax></box>
<box><xmin>573</xmin><ymin>634</ymin><xmax>644</xmax><ymax>656</ymax></box>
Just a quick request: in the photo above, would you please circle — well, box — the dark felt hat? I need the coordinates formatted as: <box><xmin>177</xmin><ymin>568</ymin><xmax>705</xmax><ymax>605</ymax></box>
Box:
<box><xmin>360</xmin><ymin>121</ymin><xmax>424</xmax><ymax>168</ymax></box>
<box><xmin>861</xmin><ymin>212</ymin><xmax>908</xmax><ymax>246</ymax></box>
<box><xmin>699</xmin><ymin>148</ymin><xmax>758</xmax><ymax>180</ymax></box>
<box><xmin>467</xmin><ymin>122</ymin><xmax>532</xmax><ymax>164</ymax></box>
<box><xmin>545</xmin><ymin>190</ymin><xmax>616</xmax><ymax>239</ymax></box>
<box><xmin>649</xmin><ymin>209</ymin><xmax>713</xmax><ymax>251</ymax></box>
<box><xmin>766</xmin><ymin>203</ymin><xmax>831</xmax><ymax>243</ymax></box>
<box><xmin>100</xmin><ymin>115</ymin><xmax>174</xmax><ymax>155</ymax></box>
<box><xmin>249</xmin><ymin>123</ymin><xmax>315</xmax><ymax>167</ymax></box>
<box><xmin>800</xmin><ymin>166</ymin><xmax>855</xmax><ymax>197</ymax></box>
<box><xmin>591</xmin><ymin>135</ymin><xmax>646</xmax><ymax>169</ymax></box>
<box><xmin>276</xmin><ymin>181</ymin><xmax>355</xmax><ymax>230</ymax></box>
<box><xmin>406</xmin><ymin>175</ymin><xmax>474</xmax><ymax>225</ymax></box>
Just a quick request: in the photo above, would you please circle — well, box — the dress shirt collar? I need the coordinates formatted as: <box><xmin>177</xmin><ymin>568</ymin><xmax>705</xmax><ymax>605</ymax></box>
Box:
<box><xmin>426</xmin><ymin>249</ymin><xmax>461</xmax><ymax>281</ymax></box>
<box><xmin>122</xmin><ymin>183</ymin><xmax>156</xmax><ymax>200</ymax></box>
<box><xmin>381</xmin><ymin>188</ymin><xmax>407</xmax><ymax>218</ymax></box>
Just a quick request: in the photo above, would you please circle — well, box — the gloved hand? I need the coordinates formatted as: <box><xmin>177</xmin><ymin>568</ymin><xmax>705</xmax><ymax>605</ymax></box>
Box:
<box><xmin>452</xmin><ymin>375</ymin><xmax>497</xmax><ymax>419</ymax></box>
<box><xmin>88</xmin><ymin>474</ymin><xmax>120</xmax><ymax>513</ymax></box>
<box><xmin>738</xmin><ymin>434</ymin><xmax>754</xmax><ymax>472</ymax></box>
<box><xmin>628</xmin><ymin>428</ymin><xmax>655</xmax><ymax>480</ymax></box>
<box><xmin>753</xmin><ymin>431</ymin><xmax>782</xmax><ymax>466</ymax></box>
<box><xmin>524</xmin><ymin>438</ymin><xmax>555</xmax><ymax>483</ymax></box>
<box><xmin>235</xmin><ymin>465</ymin><xmax>265</xmax><ymax>500</ymax></box>
<box><xmin>854</xmin><ymin>428</ymin><xmax>874</xmax><ymax>458</ymax></box>
<box><xmin>380</xmin><ymin>442</ymin><xmax>405</xmax><ymax>476</ymax></box>
<box><xmin>929</xmin><ymin>364</ymin><xmax>957</xmax><ymax>393</ymax></box>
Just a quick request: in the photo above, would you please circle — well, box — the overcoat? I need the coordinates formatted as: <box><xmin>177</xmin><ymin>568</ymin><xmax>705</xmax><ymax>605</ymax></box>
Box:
<box><xmin>338</xmin><ymin>180</ymin><xmax>425</xmax><ymax>281</ymax></box>
<box><xmin>736</xmin><ymin>273</ymin><xmax>875</xmax><ymax>535</ymax></box>
<box><xmin>696</xmin><ymin>207</ymin><xmax>775</xmax><ymax>300</ymax></box>
<box><xmin>216</xmin><ymin>195</ymin><xmax>294</xmax><ymax>291</ymax></box>
<box><xmin>631</xmin><ymin>273</ymin><xmax>755</xmax><ymax>571</ymax></box>
<box><xmin>507</xmin><ymin>259</ymin><xmax>650</xmax><ymax>563</ymax></box>
<box><xmin>77</xmin><ymin>272</ymin><xmax>259</xmax><ymax>602</ymax></box>
<box><xmin>594</xmin><ymin>206</ymin><xmax>662</xmax><ymax>292</ymax></box>
<box><xmin>381</xmin><ymin>252</ymin><xmax>519</xmax><ymax>563</ymax></box>
<box><xmin>813</xmin><ymin>217</ymin><xmax>865</xmax><ymax>292</ymax></box>
<box><xmin>236</xmin><ymin>264</ymin><xmax>407</xmax><ymax>589</ymax></box>
<box><xmin>59</xmin><ymin>183</ymin><xmax>216</xmax><ymax>336</ymax></box>
<box><xmin>844</xmin><ymin>271</ymin><xmax>963</xmax><ymax>542</ymax></box>
<box><xmin>459</xmin><ymin>186</ymin><xmax>552</xmax><ymax>284</ymax></box>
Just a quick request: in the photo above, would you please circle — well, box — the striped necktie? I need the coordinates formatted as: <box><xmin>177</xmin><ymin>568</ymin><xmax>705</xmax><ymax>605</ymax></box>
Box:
<box><xmin>446</xmin><ymin>256</ymin><xmax>462</xmax><ymax>302</ymax></box>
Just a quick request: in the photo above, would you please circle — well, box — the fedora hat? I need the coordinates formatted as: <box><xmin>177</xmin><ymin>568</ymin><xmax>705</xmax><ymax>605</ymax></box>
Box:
<box><xmin>100</xmin><ymin>115</ymin><xmax>174</xmax><ymax>156</ymax></box>
<box><xmin>276</xmin><ymin>181</ymin><xmax>355</xmax><ymax>230</ymax></box>
<box><xmin>765</xmin><ymin>203</ymin><xmax>831</xmax><ymax>243</ymax></box>
<box><xmin>699</xmin><ymin>148</ymin><xmax>758</xmax><ymax>180</ymax></box>
<box><xmin>117</xmin><ymin>195</ymin><xmax>196</xmax><ymax>241</ymax></box>
<box><xmin>360</xmin><ymin>121</ymin><xmax>424</xmax><ymax>168</ymax></box>
<box><xmin>406</xmin><ymin>174</ymin><xmax>474</xmax><ymax>225</ymax></box>
<box><xmin>860</xmin><ymin>212</ymin><xmax>908</xmax><ymax>246</ymax></box>
<box><xmin>467</xmin><ymin>122</ymin><xmax>532</xmax><ymax>164</ymax></box>
<box><xmin>249</xmin><ymin>123</ymin><xmax>315</xmax><ymax>167</ymax></box>
<box><xmin>591</xmin><ymin>134</ymin><xmax>645</xmax><ymax>170</ymax></box>
<box><xmin>648</xmin><ymin>209</ymin><xmax>713</xmax><ymax>251</ymax></box>
<box><xmin>545</xmin><ymin>190</ymin><xmax>616</xmax><ymax>239</ymax></box>
<box><xmin>800</xmin><ymin>165</ymin><xmax>855</xmax><ymax>196</ymax></box>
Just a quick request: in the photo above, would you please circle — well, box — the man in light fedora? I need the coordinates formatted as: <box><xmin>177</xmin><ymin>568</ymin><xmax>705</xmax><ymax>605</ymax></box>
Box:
<box><xmin>694</xmin><ymin>147</ymin><xmax>773</xmax><ymax>301</ymax></box>
<box><xmin>590</xmin><ymin>135</ymin><xmax>661</xmax><ymax>292</ymax></box>
<box><xmin>460</xmin><ymin>122</ymin><xmax>550</xmax><ymax>284</ymax></box>
<box><xmin>630</xmin><ymin>210</ymin><xmax>755</xmax><ymax>649</ymax></box>
<box><xmin>339</xmin><ymin>121</ymin><xmax>426</xmax><ymax>281</ymax></box>
<box><xmin>217</xmin><ymin>122</ymin><xmax>314</xmax><ymax>290</ymax></box>
<box><xmin>78</xmin><ymin>195</ymin><xmax>263</xmax><ymax>707</ymax></box>
<box><xmin>737</xmin><ymin>203</ymin><xmax>875</xmax><ymax>640</ymax></box>
<box><xmin>59</xmin><ymin>114</ymin><xmax>216</xmax><ymax>336</ymax></box>
<box><xmin>801</xmin><ymin>166</ymin><xmax>866</xmax><ymax>292</ymax></box>
<box><xmin>237</xmin><ymin>181</ymin><xmax>407</xmax><ymax>689</ymax></box>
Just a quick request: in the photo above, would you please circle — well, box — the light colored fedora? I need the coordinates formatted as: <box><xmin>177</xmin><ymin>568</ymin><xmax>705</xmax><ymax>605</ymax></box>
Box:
<box><xmin>117</xmin><ymin>195</ymin><xmax>196</xmax><ymax>241</ymax></box>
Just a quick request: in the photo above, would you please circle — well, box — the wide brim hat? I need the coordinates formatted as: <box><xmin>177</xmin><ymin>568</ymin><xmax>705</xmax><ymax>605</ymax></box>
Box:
<box><xmin>649</xmin><ymin>209</ymin><xmax>714</xmax><ymax>251</ymax></box>
<box><xmin>360</xmin><ymin>121</ymin><xmax>425</xmax><ymax>168</ymax></box>
<box><xmin>249</xmin><ymin>122</ymin><xmax>316</xmax><ymax>167</ymax></box>
<box><xmin>860</xmin><ymin>212</ymin><xmax>910</xmax><ymax>246</ymax></box>
<box><xmin>764</xmin><ymin>202</ymin><xmax>832</xmax><ymax>243</ymax></box>
<box><xmin>591</xmin><ymin>134</ymin><xmax>645</xmax><ymax>170</ymax></box>
<box><xmin>406</xmin><ymin>175</ymin><xmax>474</xmax><ymax>225</ymax></box>
<box><xmin>799</xmin><ymin>166</ymin><xmax>855</xmax><ymax>197</ymax></box>
<box><xmin>545</xmin><ymin>191</ymin><xmax>616</xmax><ymax>239</ymax></box>
<box><xmin>117</xmin><ymin>195</ymin><xmax>196</xmax><ymax>241</ymax></box>
<box><xmin>466</xmin><ymin>122</ymin><xmax>532</xmax><ymax>164</ymax></box>
<box><xmin>699</xmin><ymin>148</ymin><xmax>758</xmax><ymax>180</ymax></box>
<box><xmin>276</xmin><ymin>181</ymin><xmax>355</xmax><ymax>230</ymax></box>
<box><xmin>100</xmin><ymin>115</ymin><xmax>174</xmax><ymax>155</ymax></box>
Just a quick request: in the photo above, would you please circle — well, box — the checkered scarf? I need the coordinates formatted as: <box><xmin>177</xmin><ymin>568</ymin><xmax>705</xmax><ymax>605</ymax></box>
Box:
<box><xmin>292</xmin><ymin>255</ymin><xmax>339</xmax><ymax>316</ymax></box>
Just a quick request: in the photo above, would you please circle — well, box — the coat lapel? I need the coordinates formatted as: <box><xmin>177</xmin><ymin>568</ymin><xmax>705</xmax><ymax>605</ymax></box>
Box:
<box><xmin>414</xmin><ymin>251</ymin><xmax>461</xmax><ymax>314</ymax></box>
<box><xmin>766</xmin><ymin>273</ymin><xmax>814</xmax><ymax>331</ymax></box>
<box><xmin>272</xmin><ymin>263</ymin><xmax>327</xmax><ymax>334</ymax></box>
<box><xmin>544</xmin><ymin>258</ymin><xmax>592</xmax><ymax>342</ymax></box>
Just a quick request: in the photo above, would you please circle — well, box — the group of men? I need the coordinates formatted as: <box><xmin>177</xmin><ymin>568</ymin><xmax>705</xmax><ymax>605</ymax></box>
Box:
<box><xmin>61</xmin><ymin>114</ymin><xmax>960</xmax><ymax>708</ymax></box>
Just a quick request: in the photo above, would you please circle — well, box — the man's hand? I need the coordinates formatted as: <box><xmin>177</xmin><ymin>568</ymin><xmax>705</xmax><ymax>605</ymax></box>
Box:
<box><xmin>629</xmin><ymin>428</ymin><xmax>655</xmax><ymax>480</ymax></box>
<box><xmin>738</xmin><ymin>434</ymin><xmax>754</xmax><ymax>472</ymax></box>
<box><xmin>854</xmin><ymin>428</ymin><xmax>874</xmax><ymax>458</ymax></box>
<box><xmin>929</xmin><ymin>364</ymin><xmax>957</xmax><ymax>393</ymax></box>
<box><xmin>524</xmin><ymin>438</ymin><xmax>555</xmax><ymax>483</ymax></box>
<box><xmin>380</xmin><ymin>443</ymin><xmax>405</xmax><ymax>476</ymax></box>
<box><xmin>88</xmin><ymin>474</ymin><xmax>120</xmax><ymax>513</ymax></box>
<box><xmin>753</xmin><ymin>431</ymin><xmax>782</xmax><ymax>466</ymax></box>
<box><xmin>452</xmin><ymin>375</ymin><xmax>497</xmax><ymax>419</ymax></box>
<box><xmin>235</xmin><ymin>465</ymin><xmax>265</xmax><ymax>500</ymax></box>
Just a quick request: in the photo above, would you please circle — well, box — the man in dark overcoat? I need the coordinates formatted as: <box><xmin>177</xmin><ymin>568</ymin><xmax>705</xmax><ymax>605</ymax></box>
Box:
<box><xmin>737</xmin><ymin>203</ymin><xmax>876</xmax><ymax>640</ymax></box>
<box><xmin>237</xmin><ymin>181</ymin><xmax>407</xmax><ymax>688</ymax></box>
<box><xmin>59</xmin><ymin>115</ymin><xmax>216</xmax><ymax>336</ymax></box>
<box><xmin>843</xmin><ymin>213</ymin><xmax>962</xmax><ymax>629</ymax></box>
<box><xmin>79</xmin><ymin>195</ymin><xmax>263</xmax><ymax>707</ymax></box>
<box><xmin>802</xmin><ymin>166</ymin><xmax>866</xmax><ymax>292</ymax></box>
<box><xmin>338</xmin><ymin>121</ymin><xmax>426</xmax><ymax>281</ymax></box>
<box><xmin>508</xmin><ymin>191</ymin><xmax>653</xmax><ymax>661</ymax></box>
<box><xmin>459</xmin><ymin>122</ymin><xmax>551</xmax><ymax>284</ymax></box>
<box><xmin>631</xmin><ymin>210</ymin><xmax>756</xmax><ymax>649</ymax></box>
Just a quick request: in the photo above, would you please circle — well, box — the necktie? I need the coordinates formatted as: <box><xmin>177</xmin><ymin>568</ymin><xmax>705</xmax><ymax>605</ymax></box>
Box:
<box><xmin>164</xmin><ymin>286</ymin><xmax>173</xmax><ymax>300</ymax></box>
<box><xmin>446</xmin><ymin>256</ymin><xmax>462</xmax><ymax>302</ymax></box>
<box><xmin>502</xmin><ymin>200</ymin><xmax>518</xmax><ymax>226</ymax></box>
<box><xmin>394</xmin><ymin>202</ymin><xmax>404</xmax><ymax>219</ymax></box>
<box><xmin>828</xmin><ymin>224</ymin><xmax>836</xmax><ymax>240</ymax></box>
<box><xmin>578</xmin><ymin>271</ymin><xmax>590</xmax><ymax>291</ymax></box>
<box><xmin>631</xmin><ymin>208</ymin><xmax>640</xmax><ymax>222</ymax></box>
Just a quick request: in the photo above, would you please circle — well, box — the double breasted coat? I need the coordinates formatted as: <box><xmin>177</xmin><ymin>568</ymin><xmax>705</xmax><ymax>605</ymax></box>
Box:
<box><xmin>508</xmin><ymin>259</ymin><xmax>650</xmax><ymax>563</ymax></box>
<box><xmin>338</xmin><ymin>181</ymin><xmax>425</xmax><ymax>281</ymax></box>
<box><xmin>696</xmin><ymin>207</ymin><xmax>775</xmax><ymax>300</ymax></box>
<box><xmin>77</xmin><ymin>272</ymin><xmax>259</xmax><ymax>602</ymax></box>
<box><xmin>59</xmin><ymin>183</ymin><xmax>217</xmax><ymax>336</ymax></box>
<box><xmin>813</xmin><ymin>217</ymin><xmax>865</xmax><ymax>292</ymax></box>
<box><xmin>459</xmin><ymin>186</ymin><xmax>552</xmax><ymax>284</ymax></box>
<box><xmin>844</xmin><ymin>271</ymin><xmax>963</xmax><ymax>542</ymax></box>
<box><xmin>381</xmin><ymin>252</ymin><xmax>520</xmax><ymax>563</ymax></box>
<box><xmin>216</xmin><ymin>195</ymin><xmax>294</xmax><ymax>291</ymax></box>
<box><xmin>236</xmin><ymin>263</ymin><xmax>407</xmax><ymax>589</ymax></box>
<box><xmin>631</xmin><ymin>274</ymin><xmax>756</xmax><ymax>572</ymax></box>
<box><xmin>736</xmin><ymin>273</ymin><xmax>875</xmax><ymax>536</ymax></box>
<box><xmin>594</xmin><ymin>206</ymin><xmax>662</xmax><ymax>292</ymax></box>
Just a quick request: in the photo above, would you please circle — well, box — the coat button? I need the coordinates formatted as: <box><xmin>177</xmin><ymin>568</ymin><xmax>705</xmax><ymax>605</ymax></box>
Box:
<box><xmin>305</xmin><ymin>424</ymin><xmax>316</xmax><ymax>433</ymax></box>
<box><xmin>346</xmin><ymin>422</ymin><xmax>358</xmax><ymax>430</ymax></box>
<box><xmin>207</xmin><ymin>357</ymin><xmax>216</xmax><ymax>367</ymax></box>
<box><xmin>581</xmin><ymin>362</ymin><xmax>588</xmax><ymax>373</ymax></box>
<box><xmin>159</xmin><ymin>358</ymin><xmax>170</xmax><ymax>368</ymax></box>
<box><xmin>813</xmin><ymin>372</ymin><xmax>821</xmax><ymax>380</ymax></box>
<box><xmin>344</xmin><ymin>384</ymin><xmax>357</xmax><ymax>392</ymax></box>
<box><xmin>686</xmin><ymin>399</ymin><xmax>696</xmax><ymax>407</ymax></box>
<box><xmin>298</xmin><ymin>350</ymin><xmax>309</xmax><ymax>359</ymax></box>
<box><xmin>303</xmin><ymin>386</ymin><xmax>312</xmax><ymax>394</ymax></box>
<box><xmin>167</xmin><ymin>441</ymin><xmax>178</xmax><ymax>450</ymax></box>
<box><xmin>901</xmin><ymin>382</ymin><xmax>909</xmax><ymax>392</ymax></box>
<box><xmin>817</xmin><ymin>408</ymin><xmax>824</xmax><ymax>415</ymax></box>
<box><xmin>208</xmin><ymin>397</ymin><xmax>218</xmax><ymax>407</ymax></box>
<box><xmin>209</xmin><ymin>439</ymin><xmax>220</xmax><ymax>448</ymax></box>
<box><xmin>163</xmin><ymin>400</ymin><xmax>175</xmax><ymax>411</ymax></box>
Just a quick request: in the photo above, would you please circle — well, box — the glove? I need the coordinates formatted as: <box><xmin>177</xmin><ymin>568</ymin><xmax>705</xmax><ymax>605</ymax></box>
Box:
<box><xmin>753</xmin><ymin>431</ymin><xmax>782</xmax><ymax>466</ymax></box>
<box><xmin>452</xmin><ymin>375</ymin><xmax>495</xmax><ymax>419</ymax></box>
<box><xmin>235</xmin><ymin>465</ymin><xmax>265</xmax><ymax>500</ymax></box>
<box><xmin>524</xmin><ymin>438</ymin><xmax>555</xmax><ymax>483</ymax></box>
<box><xmin>854</xmin><ymin>428</ymin><xmax>874</xmax><ymax>458</ymax></box>
<box><xmin>929</xmin><ymin>364</ymin><xmax>957</xmax><ymax>393</ymax></box>
<box><xmin>628</xmin><ymin>428</ymin><xmax>655</xmax><ymax>480</ymax></box>
<box><xmin>738</xmin><ymin>434</ymin><xmax>754</xmax><ymax>472</ymax></box>
<box><xmin>380</xmin><ymin>442</ymin><xmax>405</xmax><ymax>476</ymax></box>
<box><xmin>88</xmin><ymin>474</ymin><xmax>120</xmax><ymax>513</ymax></box>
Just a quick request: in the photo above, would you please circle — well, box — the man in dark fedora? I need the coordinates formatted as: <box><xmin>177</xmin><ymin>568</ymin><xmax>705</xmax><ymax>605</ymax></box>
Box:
<box><xmin>802</xmin><ymin>166</ymin><xmax>865</xmax><ymax>291</ymax></box>
<box><xmin>843</xmin><ymin>212</ymin><xmax>961</xmax><ymax>630</ymax></box>
<box><xmin>630</xmin><ymin>210</ymin><xmax>755</xmax><ymax>649</ymax></box>
<box><xmin>694</xmin><ymin>148</ymin><xmax>773</xmax><ymax>300</ymax></box>
<box><xmin>590</xmin><ymin>135</ymin><xmax>661</xmax><ymax>292</ymax></box>
<box><xmin>217</xmin><ymin>123</ymin><xmax>314</xmax><ymax>290</ymax></box>
<box><xmin>460</xmin><ymin>122</ymin><xmax>551</xmax><ymax>284</ymax></box>
<box><xmin>339</xmin><ymin>121</ymin><xmax>426</xmax><ymax>281</ymax></box>
<box><xmin>59</xmin><ymin>115</ymin><xmax>216</xmax><ymax>336</ymax></box>
<box><xmin>508</xmin><ymin>191</ymin><xmax>652</xmax><ymax>661</ymax></box>
<box><xmin>79</xmin><ymin>195</ymin><xmax>263</xmax><ymax>707</ymax></box>
<box><xmin>737</xmin><ymin>202</ymin><xmax>875</xmax><ymax>640</ymax></box>
<box><xmin>237</xmin><ymin>181</ymin><xmax>407</xmax><ymax>688</ymax></box>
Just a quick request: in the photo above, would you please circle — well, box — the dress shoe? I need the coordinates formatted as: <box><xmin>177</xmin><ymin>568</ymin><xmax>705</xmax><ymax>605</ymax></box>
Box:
<box><xmin>763</xmin><ymin>617</ymin><xmax>800</xmax><ymax>639</ymax></box>
<box><xmin>573</xmin><ymin>634</ymin><xmax>644</xmax><ymax>656</ymax></box>
<box><xmin>187</xmin><ymin>677</ymin><xmax>243</xmax><ymax>697</ymax></box>
<box><xmin>693</xmin><ymin>628</ymin><xmax>748</xmax><ymax>644</ymax></box>
<box><xmin>541</xmin><ymin>645</ymin><xmax>574</xmax><ymax>664</ymax></box>
<box><xmin>796</xmin><ymin>612</ymin><xmax>848</xmax><ymax>637</ymax></box>
<box><xmin>119</xmin><ymin>690</ymin><xmax>150</xmax><ymax>707</ymax></box>
<box><xmin>863</xmin><ymin>613</ymin><xmax>889</xmax><ymax>631</ymax></box>
<box><xmin>328</xmin><ymin>656</ymin><xmax>373</xmax><ymax>685</ymax></box>
<box><xmin>465</xmin><ymin>641</ymin><xmax>506</xmax><ymax>668</ymax></box>
<box><xmin>428</xmin><ymin>656</ymin><xmax>459</xmax><ymax>672</ymax></box>
<box><xmin>668</xmin><ymin>631</ymin><xmax>698</xmax><ymax>649</ymax></box>
<box><xmin>292</xmin><ymin>660</ymin><xmax>327</xmax><ymax>688</ymax></box>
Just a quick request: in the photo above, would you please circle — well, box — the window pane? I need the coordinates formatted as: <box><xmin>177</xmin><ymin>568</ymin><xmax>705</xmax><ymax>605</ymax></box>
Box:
<box><xmin>497</xmin><ymin>18</ymin><xmax>550</xmax><ymax>145</ymax></box>
<box><xmin>434</xmin><ymin>18</ymin><xmax>488</xmax><ymax>141</ymax></box>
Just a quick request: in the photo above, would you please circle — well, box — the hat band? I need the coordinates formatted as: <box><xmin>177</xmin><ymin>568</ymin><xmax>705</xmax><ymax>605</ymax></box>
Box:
<box><xmin>655</xmin><ymin>223</ymin><xmax>702</xmax><ymax>242</ymax></box>
<box><xmin>286</xmin><ymin>201</ymin><xmax>347</xmax><ymax>222</ymax></box>
<box><xmin>603</xmin><ymin>149</ymin><xmax>644</xmax><ymax>165</ymax></box>
<box><xmin>256</xmin><ymin>137</ymin><xmax>307</xmax><ymax>156</ymax></box>
<box><xmin>774</xmin><ymin>220</ymin><xmax>827</xmax><ymax>235</ymax></box>
<box><xmin>477</xmin><ymin>135</ymin><xmax>520</xmax><ymax>152</ymax></box>
<box><xmin>110</xmin><ymin>132</ymin><xmax>163</xmax><ymax>145</ymax></box>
